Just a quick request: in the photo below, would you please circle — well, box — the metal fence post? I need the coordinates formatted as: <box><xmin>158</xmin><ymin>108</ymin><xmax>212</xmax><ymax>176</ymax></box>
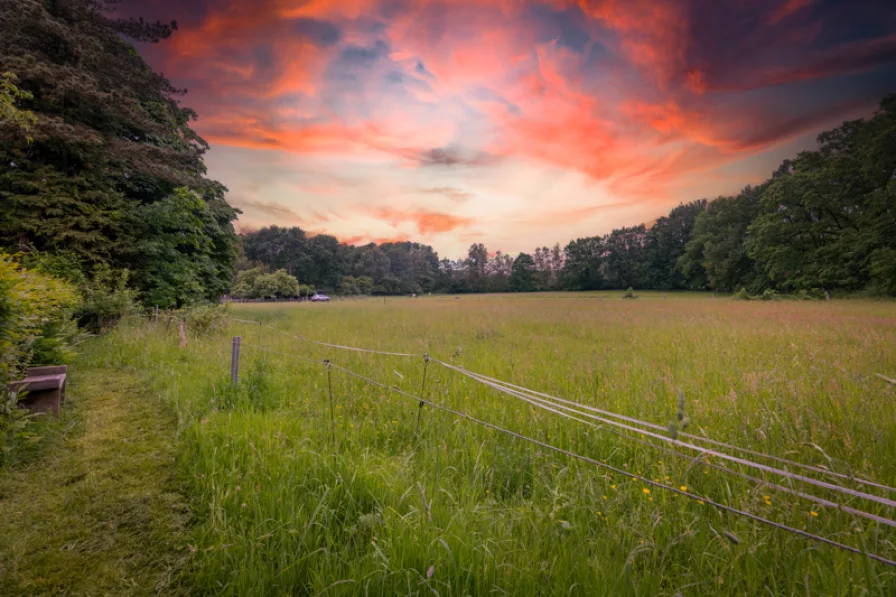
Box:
<box><xmin>326</xmin><ymin>360</ymin><xmax>335</xmax><ymax>447</ymax></box>
<box><xmin>415</xmin><ymin>354</ymin><xmax>431</xmax><ymax>434</ymax></box>
<box><xmin>231</xmin><ymin>336</ymin><xmax>241</xmax><ymax>385</ymax></box>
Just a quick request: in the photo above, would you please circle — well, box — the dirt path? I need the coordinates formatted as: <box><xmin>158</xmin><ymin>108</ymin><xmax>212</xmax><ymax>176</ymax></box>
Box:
<box><xmin>0</xmin><ymin>369</ymin><xmax>189</xmax><ymax>596</ymax></box>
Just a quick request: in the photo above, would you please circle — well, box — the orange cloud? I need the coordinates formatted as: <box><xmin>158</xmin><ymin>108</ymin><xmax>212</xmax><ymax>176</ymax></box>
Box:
<box><xmin>373</xmin><ymin>207</ymin><xmax>474</xmax><ymax>236</ymax></box>
<box><xmin>126</xmin><ymin>0</ymin><xmax>895</xmax><ymax>254</ymax></box>
<box><xmin>339</xmin><ymin>233</ymin><xmax>412</xmax><ymax>246</ymax></box>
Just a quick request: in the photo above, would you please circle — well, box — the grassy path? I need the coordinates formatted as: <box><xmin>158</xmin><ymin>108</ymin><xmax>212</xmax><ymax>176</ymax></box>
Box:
<box><xmin>0</xmin><ymin>368</ymin><xmax>189</xmax><ymax>596</ymax></box>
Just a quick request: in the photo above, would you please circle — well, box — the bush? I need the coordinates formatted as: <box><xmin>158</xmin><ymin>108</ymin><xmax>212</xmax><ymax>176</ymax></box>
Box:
<box><xmin>796</xmin><ymin>288</ymin><xmax>825</xmax><ymax>301</ymax></box>
<box><xmin>0</xmin><ymin>252</ymin><xmax>80</xmax><ymax>384</ymax></box>
<box><xmin>79</xmin><ymin>264</ymin><xmax>138</xmax><ymax>332</ymax></box>
<box><xmin>232</xmin><ymin>268</ymin><xmax>298</xmax><ymax>299</ymax></box>
<box><xmin>733</xmin><ymin>288</ymin><xmax>751</xmax><ymax>301</ymax></box>
<box><xmin>622</xmin><ymin>287</ymin><xmax>637</xmax><ymax>299</ymax></box>
<box><xmin>0</xmin><ymin>388</ymin><xmax>43</xmax><ymax>467</ymax></box>
<box><xmin>182</xmin><ymin>304</ymin><xmax>230</xmax><ymax>336</ymax></box>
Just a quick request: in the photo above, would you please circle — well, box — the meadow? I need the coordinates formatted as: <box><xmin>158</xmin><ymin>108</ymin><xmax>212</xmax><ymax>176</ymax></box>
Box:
<box><xmin>84</xmin><ymin>292</ymin><xmax>896</xmax><ymax>596</ymax></box>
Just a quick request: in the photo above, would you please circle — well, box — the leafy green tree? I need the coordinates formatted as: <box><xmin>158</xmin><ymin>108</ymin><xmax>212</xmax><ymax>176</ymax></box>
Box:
<box><xmin>232</xmin><ymin>267</ymin><xmax>268</xmax><ymax>299</ymax></box>
<box><xmin>748</xmin><ymin>97</ymin><xmax>896</xmax><ymax>292</ymax></box>
<box><xmin>338</xmin><ymin>276</ymin><xmax>360</xmax><ymax>295</ymax></box>
<box><xmin>642</xmin><ymin>200</ymin><xmax>706</xmax><ymax>289</ymax></box>
<box><xmin>242</xmin><ymin>227</ymin><xmax>310</xmax><ymax>277</ymax></box>
<box><xmin>135</xmin><ymin>188</ymin><xmax>238</xmax><ymax>307</ymax></box>
<box><xmin>0</xmin><ymin>0</ymin><xmax>238</xmax><ymax>303</ymax></box>
<box><xmin>355</xmin><ymin>276</ymin><xmax>373</xmax><ymax>295</ymax></box>
<box><xmin>678</xmin><ymin>187</ymin><xmax>769</xmax><ymax>291</ymax></box>
<box><xmin>601</xmin><ymin>225</ymin><xmax>647</xmax><ymax>289</ymax></box>
<box><xmin>352</xmin><ymin>245</ymin><xmax>391</xmax><ymax>282</ymax></box>
<box><xmin>255</xmin><ymin>270</ymin><xmax>299</xmax><ymax>299</ymax></box>
<box><xmin>509</xmin><ymin>253</ymin><xmax>536</xmax><ymax>292</ymax></box>
<box><xmin>0</xmin><ymin>72</ymin><xmax>36</xmax><ymax>139</ymax></box>
<box><xmin>373</xmin><ymin>275</ymin><xmax>402</xmax><ymax>295</ymax></box>
<box><xmin>464</xmin><ymin>243</ymin><xmax>489</xmax><ymax>292</ymax></box>
<box><xmin>561</xmin><ymin>237</ymin><xmax>604</xmax><ymax>290</ymax></box>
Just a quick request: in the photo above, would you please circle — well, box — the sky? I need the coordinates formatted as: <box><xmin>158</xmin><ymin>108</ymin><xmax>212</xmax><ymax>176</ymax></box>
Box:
<box><xmin>124</xmin><ymin>0</ymin><xmax>896</xmax><ymax>258</ymax></box>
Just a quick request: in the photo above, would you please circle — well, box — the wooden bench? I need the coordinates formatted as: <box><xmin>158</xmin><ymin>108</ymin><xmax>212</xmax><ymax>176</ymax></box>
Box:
<box><xmin>9</xmin><ymin>365</ymin><xmax>67</xmax><ymax>417</ymax></box>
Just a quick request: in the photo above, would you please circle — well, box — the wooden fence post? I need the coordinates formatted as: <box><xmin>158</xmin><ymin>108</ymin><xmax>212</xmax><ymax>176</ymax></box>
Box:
<box><xmin>231</xmin><ymin>336</ymin><xmax>241</xmax><ymax>385</ymax></box>
<box><xmin>154</xmin><ymin>305</ymin><xmax>159</xmax><ymax>323</ymax></box>
<box><xmin>178</xmin><ymin>319</ymin><xmax>187</xmax><ymax>348</ymax></box>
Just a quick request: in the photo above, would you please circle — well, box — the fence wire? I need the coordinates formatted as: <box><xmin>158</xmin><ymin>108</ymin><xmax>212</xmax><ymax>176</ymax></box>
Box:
<box><xmin>181</xmin><ymin>315</ymin><xmax>896</xmax><ymax>566</ymax></box>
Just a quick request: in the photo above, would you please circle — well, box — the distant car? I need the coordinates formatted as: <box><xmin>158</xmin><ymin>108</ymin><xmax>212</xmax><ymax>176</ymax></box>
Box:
<box><xmin>310</xmin><ymin>294</ymin><xmax>330</xmax><ymax>302</ymax></box>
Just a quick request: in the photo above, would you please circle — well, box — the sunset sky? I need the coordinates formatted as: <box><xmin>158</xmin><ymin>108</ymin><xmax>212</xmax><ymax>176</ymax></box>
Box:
<box><xmin>125</xmin><ymin>0</ymin><xmax>896</xmax><ymax>257</ymax></box>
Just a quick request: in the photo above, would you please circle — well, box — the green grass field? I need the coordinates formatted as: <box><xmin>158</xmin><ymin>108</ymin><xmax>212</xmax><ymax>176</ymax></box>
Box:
<box><xmin>77</xmin><ymin>294</ymin><xmax>896</xmax><ymax>595</ymax></box>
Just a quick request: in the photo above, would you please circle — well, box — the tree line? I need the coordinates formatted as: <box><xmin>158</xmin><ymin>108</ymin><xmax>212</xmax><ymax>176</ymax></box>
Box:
<box><xmin>240</xmin><ymin>96</ymin><xmax>894</xmax><ymax>298</ymax></box>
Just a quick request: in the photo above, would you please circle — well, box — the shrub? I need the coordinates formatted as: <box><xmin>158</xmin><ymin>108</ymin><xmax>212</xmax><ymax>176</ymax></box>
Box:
<box><xmin>0</xmin><ymin>252</ymin><xmax>80</xmax><ymax>384</ymax></box>
<box><xmin>0</xmin><ymin>388</ymin><xmax>43</xmax><ymax>467</ymax></box>
<box><xmin>79</xmin><ymin>264</ymin><xmax>138</xmax><ymax>332</ymax></box>
<box><xmin>733</xmin><ymin>288</ymin><xmax>751</xmax><ymax>301</ymax></box>
<box><xmin>182</xmin><ymin>304</ymin><xmax>230</xmax><ymax>336</ymax></box>
<box><xmin>796</xmin><ymin>288</ymin><xmax>825</xmax><ymax>301</ymax></box>
<box><xmin>622</xmin><ymin>287</ymin><xmax>637</xmax><ymax>299</ymax></box>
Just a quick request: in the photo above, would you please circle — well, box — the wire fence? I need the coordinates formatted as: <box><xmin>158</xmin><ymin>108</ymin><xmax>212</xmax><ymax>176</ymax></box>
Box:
<box><xmin>149</xmin><ymin>311</ymin><xmax>896</xmax><ymax>567</ymax></box>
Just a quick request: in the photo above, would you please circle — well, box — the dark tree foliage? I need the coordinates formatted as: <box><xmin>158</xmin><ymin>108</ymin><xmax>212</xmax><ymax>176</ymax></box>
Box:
<box><xmin>555</xmin><ymin>96</ymin><xmax>895</xmax><ymax>296</ymax></box>
<box><xmin>642</xmin><ymin>200</ymin><xmax>707</xmax><ymax>289</ymax></box>
<box><xmin>678</xmin><ymin>186</ymin><xmax>769</xmax><ymax>292</ymax></box>
<box><xmin>509</xmin><ymin>253</ymin><xmax>536</xmax><ymax>292</ymax></box>
<box><xmin>241</xmin><ymin>228</ymin><xmax>440</xmax><ymax>295</ymax></box>
<box><xmin>0</xmin><ymin>0</ymin><xmax>239</xmax><ymax>306</ymax></box>
<box><xmin>747</xmin><ymin>97</ymin><xmax>896</xmax><ymax>292</ymax></box>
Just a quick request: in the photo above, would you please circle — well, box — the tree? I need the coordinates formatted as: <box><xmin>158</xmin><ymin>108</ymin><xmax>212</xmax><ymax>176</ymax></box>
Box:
<box><xmin>355</xmin><ymin>276</ymin><xmax>373</xmax><ymax>295</ymax></box>
<box><xmin>642</xmin><ymin>200</ymin><xmax>706</xmax><ymax>289</ymax></box>
<box><xmin>562</xmin><ymin>236</ymin><xmax>604</xmax><ymax>290</ymax></box>
<box><xmin>255</xmin><ymin>270</ymin><xmax>299</xmax><ymax>299</ymax></box>
<box><xmin>678</xmin><ymin>187</ymin><xmax>768</xmax><ymax>291</ymax></box>
<box><xmin>339</xmin><ymin>276</ymin><xmax>360</xmax><ymax>295</ymax></box>
<box><xmin>601</xmin><ymin>226</ymin><xmax>647</xmax><ymax>289</ymax></box>
<box><xmin>509</xmin><ymin>253</ymin><xmax>536</xmax><ymax>292</ymax></box>
<box><xmin>748</xmin><ymin>97</ymin><xmax>896</xmax><ymax>292</ymax></box>
<box><xmin>242</xmin><ymin>227</ymin><xmax>310</xmax><ymax>276</ymax></box>
<box><xmin>0</xmin><ymin>0</ymin><xmax>239</xmax><ymax>303</ymax></box>
<box><xmin>0</xmin><ymin>72</ymin><xmax>36</xmax><ymax>139</ymax></box>
<box><xmin>135</xmin><ymin>188</ymin><xmax>238</xmax><ymax>307</ymax></box>
<box><xmin>464</xmin><ymin>243</ymin><xmax>488</xmax><ymax>292</ymax></box>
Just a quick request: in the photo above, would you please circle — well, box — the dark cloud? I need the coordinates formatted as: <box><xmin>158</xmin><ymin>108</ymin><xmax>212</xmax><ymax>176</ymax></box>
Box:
<box><xmin>235</xmin><ymin>198</ymin><xmax>303</xmax><ymax>222</ymax></box>
<box><xmin>529</xmin><ymin>4</ymin><xmax>591</xmax><ymax>53</ymax></box>
<box><xmin>422</xmin><ymin>187</ymin><xmax>474</xmax><ymax>203</ymax></box>
<box><xmin>336</xmin><ymin>42</ymin><xmax>390</xmax><ymax>70</ymax></box>
<box><xmin>416</xmin><ymin>146</ymin><xmax>497</xmax><ymax>168</ymax></box>
<box><xmin>415</xmin><ymin>61</ymin><xmax>434</xmax><ymax>78</ymax></box>
<box><xmin>292</xmin><ymin>18</ymin><xmax>341</xmax><ymax>47</ymax></box>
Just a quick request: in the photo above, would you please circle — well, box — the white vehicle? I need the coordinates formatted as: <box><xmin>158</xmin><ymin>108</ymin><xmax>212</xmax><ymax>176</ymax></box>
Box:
<box><xmin>310</xmin><ymin>293</ymin><xmax>330</xmax><ymax>302</ymax></box>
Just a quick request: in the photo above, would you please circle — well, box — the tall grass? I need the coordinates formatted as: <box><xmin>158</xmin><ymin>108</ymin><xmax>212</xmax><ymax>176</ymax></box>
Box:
<box><xmin>82</xmin><ymin>293</ymin><xmax>896</xmax><ymax>595</ymax></box>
